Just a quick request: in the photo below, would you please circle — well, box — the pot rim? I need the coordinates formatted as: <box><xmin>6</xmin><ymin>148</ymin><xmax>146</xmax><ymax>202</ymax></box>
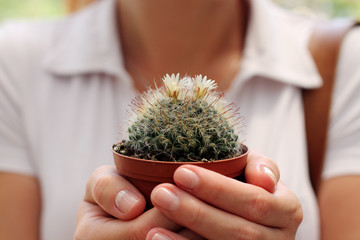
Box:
<box><xmin>112</xmin><ymin>143</ymin><xmax>248</xmax><ymax>164</ymax></box>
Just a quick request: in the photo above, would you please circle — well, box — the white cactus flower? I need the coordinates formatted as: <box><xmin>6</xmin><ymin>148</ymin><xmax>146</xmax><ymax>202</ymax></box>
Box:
<box><xmin>162</xmin><ymin>73</ymin><xmax>185</xmax><ymax>99</ymax></box>
<box><xmin>193</xmin><ymin>74</ymin><xmax>217</xmax><ymax>99</ymax></box>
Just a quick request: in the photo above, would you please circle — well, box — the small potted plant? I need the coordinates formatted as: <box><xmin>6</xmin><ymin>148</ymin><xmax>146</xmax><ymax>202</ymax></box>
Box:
<box><xmin>112</xmin><ymin>73</ymin><xmax>248</xmax><ymax>205</ymax></box>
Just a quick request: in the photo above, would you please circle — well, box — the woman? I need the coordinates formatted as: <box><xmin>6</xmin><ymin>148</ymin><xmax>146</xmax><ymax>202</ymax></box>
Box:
<box><xmin>1</xmin><ymin>0</ymin><xmax>360</xmax><ymax>239</ymax></box>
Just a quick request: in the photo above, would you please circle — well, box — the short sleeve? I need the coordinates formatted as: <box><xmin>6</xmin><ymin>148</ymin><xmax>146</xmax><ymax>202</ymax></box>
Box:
<box><xmin>323</xmin><ymin>27</ymin><xmax>360</xmax><ymax>179</ymax></box>
<box><xmin>0</xmin><ymin>22</ymin><xmax>36</xmax><ymax>176</ymax></box>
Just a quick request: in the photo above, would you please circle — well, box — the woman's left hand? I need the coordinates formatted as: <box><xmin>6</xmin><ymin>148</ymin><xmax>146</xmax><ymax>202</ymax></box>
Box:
<box><xmin>146</xmin><ymin>151</ymin><xmax>303</xmax><ymax>240</ymax></box>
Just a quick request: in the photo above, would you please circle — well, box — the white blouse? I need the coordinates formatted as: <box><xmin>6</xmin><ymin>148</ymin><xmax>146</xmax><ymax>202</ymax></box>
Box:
<box><xmin>1</xmin><ymin>0</ymin><xmax>360</xmax><ymax>239</ymax></box>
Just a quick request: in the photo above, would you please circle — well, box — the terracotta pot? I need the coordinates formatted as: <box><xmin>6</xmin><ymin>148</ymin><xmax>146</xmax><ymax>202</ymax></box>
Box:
<box><xmin>112</xmin><ymin>144</ymin><xmax>248</xmax><ymax>208</ymax></box>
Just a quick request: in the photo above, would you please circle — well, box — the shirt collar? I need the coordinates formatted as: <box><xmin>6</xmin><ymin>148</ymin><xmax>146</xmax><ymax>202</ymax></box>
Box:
<box><xmin>239</xmin><ymin>0</ymin><xmax>321</xmax><ymax>88</ymax></box>
<box><xmin>44</xmin><ymin>0</ymin><xmax>321</xmax><ymax>88</ymax></box>
<box><xmin>44</xmin><ymin>0</ymin><xmax>126</xmax><ymax>78</ymax></box>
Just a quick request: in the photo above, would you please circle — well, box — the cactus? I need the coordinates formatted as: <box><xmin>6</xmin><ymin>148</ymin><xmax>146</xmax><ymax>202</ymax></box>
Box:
<box><xmin>114</xmin><ymin>73</ymin><xmax>244</xmax><ymax>162</ymax></box>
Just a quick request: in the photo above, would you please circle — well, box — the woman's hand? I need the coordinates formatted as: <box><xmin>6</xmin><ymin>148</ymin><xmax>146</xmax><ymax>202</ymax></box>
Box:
<box><xmin>74</xmin><ymin>166</ymin><xmax>182</xmax><ymax>240</ymax></box>
<box><xmin>75</xmin><ymin>151</ymin><xmax>302</xmax><ymax>240</ymax></box>
<box><xmin>147</xmin><ymin>151</ymin><xmax>303</xmax><ymax>240</ymax></box>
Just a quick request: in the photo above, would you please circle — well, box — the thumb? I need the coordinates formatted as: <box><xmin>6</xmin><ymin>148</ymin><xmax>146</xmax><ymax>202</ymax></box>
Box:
<box><xmin>244</xmin><ymin>150</ymin><xmax>280</xmax><ymax>193</ymax></box>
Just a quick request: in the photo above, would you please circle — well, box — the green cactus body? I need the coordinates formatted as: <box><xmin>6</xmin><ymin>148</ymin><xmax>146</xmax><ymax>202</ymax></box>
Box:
<box><xmin>115</xmin><ymin>73</ymin><xmax>243</xmax><ymax>162</ymax></box>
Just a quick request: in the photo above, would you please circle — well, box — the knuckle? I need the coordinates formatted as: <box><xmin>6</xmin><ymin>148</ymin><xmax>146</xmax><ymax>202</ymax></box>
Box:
<box><xmin>74</xmin><ymin>221</ymin><xmax>95</xmax><ymax>240</ymax></box>
<box><xmin>86</xmin><ymin>166</ymin><xmax>113</xmax><ymax>193</ymax></box>
<box><xmin>188</xmin><ymin>204</ymin><xmax>204</xmax><ymax>228</ymax></box>
<box><xmin>233</xmin><ymin>224</ymin><xmax>261</xmax><ymax>240</ymax></box>
<box><xmin>75</xmin><ymin>222</ymin><xmax>130</xmax><ymax>240</ymax></box>
<box><xmin>208</xmin><ymin>181</ymin><xmax>226</xmax><ymax>203</ymax></box>
<box><xmin>93</xmin><ymin>165</ymin><xmax>114</xmax><ymax>177</ymax></box>
<box><xmin>292</xmin><ymin>201</ymin><xmax>303</xmax><ymax>225</ymax></box>
<box><xmin>128</xmin><ymin>222</ymin><xmax>148</xmax><ymax>240</ymax></box>
<box><xmin>284</xmin><ymin>191</ymin><xmax>303</xmax><ymax>227</ymax></box>
<box><xmin>285</xmin><ymin>192</ymin><xmax>303</xmax><ymax>227</ymax></box>
<box><xmin>93</xmin><ymin>174</ymin><xmax>112</xmax><ymax>205</ymax></box>
<box><xmin>249</xmin><ymin>192</ymin><xmax>271</xmax><ymax>219</ymax></box>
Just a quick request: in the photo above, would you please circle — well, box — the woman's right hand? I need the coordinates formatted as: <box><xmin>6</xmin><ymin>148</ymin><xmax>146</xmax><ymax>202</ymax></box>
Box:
<box><xmin>74</xmin><ymin>165</ymin><xmax>183</xmax><ymax>240</ymax></box>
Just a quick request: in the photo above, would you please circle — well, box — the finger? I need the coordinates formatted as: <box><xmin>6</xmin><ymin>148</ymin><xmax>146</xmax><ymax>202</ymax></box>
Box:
<box><xmin>84</xmin><ymin>165</ymin><xmax>146</xmax><ymax>220</ymax></box>
<box><xmin>245</xmin><ymin>150</ymin><xmax>280</xmax><ymax>193</ymax></box>
<box><xmin>173</xmin><ymin>165</ymin><xmax>302</xmax><ymax>228</ymax></box>
<box><xmin>76</xmin><ymin>201</ymin><xmax>181</xmax><ymax>240</ymax></box>
<box><xmin>151</xmin><ymin>184</ymin><xmax>284</xmax><ymax>240</ymax></box>
<box><xmin>146</xmin><ymin>228</ymin><xmax>188</xmax><ymax>240</ymax></box>
<box><xmin>176</xmin><ymin>228</ymin><xmax>206</xmax><ymax>240</ymax></box>
<box><xmin>146</xmin><ymin>228</ymin><xmax>205</xmax><ymax>240</ymax></box>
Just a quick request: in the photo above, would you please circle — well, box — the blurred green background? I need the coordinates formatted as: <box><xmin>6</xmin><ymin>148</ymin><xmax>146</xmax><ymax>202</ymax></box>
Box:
<box><xmin>0</xmin><ymin>0</ymin><xmax>359</xmax><ymax>22</ymax></box>
<box><xmin>0</xmin><ymin>0</ymin><xmax>64</xmax><ymax>21</ymax></box>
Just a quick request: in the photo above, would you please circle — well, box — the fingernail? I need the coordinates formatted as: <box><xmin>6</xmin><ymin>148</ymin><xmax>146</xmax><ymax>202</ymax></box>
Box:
<box><xmin>152</xmin><ymin>187</ymin><xmax>179</xmax><ymax>211</ymax></box>
<box><xmin>176</xmin><ymin>167</ymin><xmax>199</xmax><ymax>190</ymax></box>
<box><xmin>152</xmin><ymin>232</ymin><xmax>172</xmax><ymax>240</ymax></box>
<box><xmin>261</xmin><ymin>165</ymin><xmax>277</xmax><ymax>184</ymax></box>
<box><xmin>115</xmin><ymin>190</ymin><xmax>141</xmax><ymax>214</ymax></box>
